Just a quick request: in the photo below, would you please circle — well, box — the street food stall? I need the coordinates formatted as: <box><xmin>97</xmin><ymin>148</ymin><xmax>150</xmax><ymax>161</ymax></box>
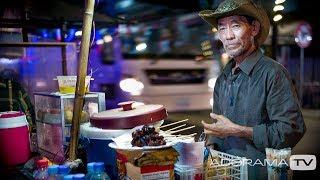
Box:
<box><xmin>0</xmin><ymin>0</ymin><xmax>258</xmax><ymax>179</ymax></box>
<box><xmin>0</xmin><ymin>0</ymin><xmax>250</xmax><ymax>179</ymax></box>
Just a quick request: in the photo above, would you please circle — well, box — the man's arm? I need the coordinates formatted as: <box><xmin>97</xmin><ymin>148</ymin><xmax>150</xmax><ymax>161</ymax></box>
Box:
<box><xmin>252</xmin><ymin>65</ymin><xmax>306</xmax><ymax>150</ymax></box>
<box><xmin>203</xmin><ymin>113</ymin><xmax>253</xmax><ymax>139</ymax></box>
<box><xmin>232</xmin><ymin>124</ymin><xmax>253</xmax><ymax>139</ymax></box>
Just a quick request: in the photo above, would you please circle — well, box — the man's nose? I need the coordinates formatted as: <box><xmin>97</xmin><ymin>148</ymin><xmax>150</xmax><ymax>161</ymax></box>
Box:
<box><xmin>226</xmin><ymin>27</ymin><xmax>235</xmax><ymax>40</ymax></box>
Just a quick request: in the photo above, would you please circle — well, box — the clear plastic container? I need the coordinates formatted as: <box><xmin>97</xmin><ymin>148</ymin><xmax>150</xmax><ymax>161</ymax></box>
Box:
<box><xmin>173</xmin><ymin>140</ymin><xmax>205</xmax><ymax>167</ymax></box>
<box><xmin>90</xmin><ymin>162</ymin><xmax>110</xmax><ymax>180</ymax></box>
<box><xmin>57</xmin><ymin>76</ymin><xmax>91</xmax><ymax>94</ymax></box>
<box><xmin>33</xmin><ymin>159</ymin><xmax>49</xmax><ymax>180</ymax></box>
<box><xmin>175</xmin><ymin>165</ymin><xmax>203</xmax><ymax>180</ymax></box>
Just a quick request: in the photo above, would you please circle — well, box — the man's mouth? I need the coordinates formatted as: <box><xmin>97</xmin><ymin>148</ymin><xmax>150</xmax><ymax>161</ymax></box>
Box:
<box><xmin>226</xmin><ymin>44</ymin><xmax>239</xmax><ymax>50</ymax></box>
<box><xmin>227</xmin><ymin>43</ymin><xmax>239</xmax><ymax>48</ymax></box>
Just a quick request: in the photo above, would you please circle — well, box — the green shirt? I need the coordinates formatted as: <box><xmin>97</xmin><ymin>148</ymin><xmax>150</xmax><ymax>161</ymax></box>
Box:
<box><xmin>209</xmin><ymin>49</ymin><xmax>306</xmax><ymax>179</ymax></box>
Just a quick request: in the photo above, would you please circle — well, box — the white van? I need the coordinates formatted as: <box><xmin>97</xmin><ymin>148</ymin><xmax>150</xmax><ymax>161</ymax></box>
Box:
<box><xmin>120</xmin><ymin>59</ymin><xmax>220</xmax><ymax>112</ymax></box>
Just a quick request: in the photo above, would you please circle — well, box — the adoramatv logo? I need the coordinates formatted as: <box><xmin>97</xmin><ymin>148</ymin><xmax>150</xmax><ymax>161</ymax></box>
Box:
<box><xmin>290</xmin><ymin>155</ymin><xmax>317</xmax><ymax>170</ymax></box>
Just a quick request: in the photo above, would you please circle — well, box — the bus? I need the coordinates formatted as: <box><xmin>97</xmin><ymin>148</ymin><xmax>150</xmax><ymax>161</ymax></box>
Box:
<box><xmin>115</xmin><ymin>13</ymin><xmax>221</xmax><ymax>111</ymax></box>
<box><xmin>119</xmin><ymin>57</ymin><xmax>220</xmax><ymax>111</ymax></box>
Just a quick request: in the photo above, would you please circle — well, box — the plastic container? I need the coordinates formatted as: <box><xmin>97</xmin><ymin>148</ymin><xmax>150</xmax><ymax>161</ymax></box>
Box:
<box><xmin>0</xmin><ymin>111</ymin><xmax>31</xmax><ymax>165</ymax></box>
<box><xmin>73</xmin><ymin>173</ymin><xmax>86</xmax><ymax>180</ymax></box>
<box><xmin>48</xmin><ymin>165</ymin><xmax>59</xmax><ymax>179</ymax></box>
<box><xmin>175</xmin><ymin>165</ymin><xmax>203</xmax><ymax>180</ymax></box>
<box><xmin>173</xmin><ymin>140</ymin><xmax>205</xmax><ymax>167</ymax></box>
<box><xmin>90</xmin><ymin>162</ymin><xmax>110</xmax><ymax>180</ymax></box>
<box><xmin>205</xmin><ymin>149</ymin><xmax>248</xmax><ymax>180</ymax></box>
<box><xmin>58</xmin><ymin>165</ymin><xmax>70</xmax><ymax>179</ymax></box>
<box><xmin>33</xmin><ymin>159</ymin><xmax>49</xmax><ymax>180</ymax></box>
<box><xmin>63</xmin><ymin>175</ymin><xmax>74</xmax><ymax>180</ymax></box>
<box><xmin>80</xmin><ymin>123</ymin><xmax>128</xmax><ymax>179</ymax></box>
<box><xmin>57</xmin><ymin>76</ymin><xmax>91</xmax><ymax>94</ymax></box>
<box><xmin>86</xmin><ymin>162</ymin><xmax>96</xmax><ymax>180</ymax></box>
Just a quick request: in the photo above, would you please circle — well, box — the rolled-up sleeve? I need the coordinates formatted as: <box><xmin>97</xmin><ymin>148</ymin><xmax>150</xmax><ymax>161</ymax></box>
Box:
<box><xmin>253</xmin><ymin>65</ymin><xmax>306</xmax><ymax>151</ymax></box>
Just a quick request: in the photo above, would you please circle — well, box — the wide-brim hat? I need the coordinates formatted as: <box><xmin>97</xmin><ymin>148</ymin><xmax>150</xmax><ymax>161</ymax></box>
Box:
<box><xmin>199</xmin><ymin>0</ymin><xmax>270</xmax><ymax>46</ymax></box>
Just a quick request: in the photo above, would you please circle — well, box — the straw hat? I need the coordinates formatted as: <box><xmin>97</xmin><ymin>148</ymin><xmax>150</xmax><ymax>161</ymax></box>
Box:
<box><xmin>199</xmin><ymin>0</ymin><xmax>270</xmax><ymax>46</ymax></box>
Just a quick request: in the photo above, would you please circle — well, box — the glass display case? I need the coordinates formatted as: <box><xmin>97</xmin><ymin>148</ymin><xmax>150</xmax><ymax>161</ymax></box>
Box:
<box><xmin>34</xmin><ymin>92</ymin><xmax>105</xmax><ymax>163</ymax></box>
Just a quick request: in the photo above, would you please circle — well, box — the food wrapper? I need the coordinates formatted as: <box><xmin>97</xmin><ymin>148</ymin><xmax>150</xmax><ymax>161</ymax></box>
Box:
<box><xmin>116</xmin><ymin>147</ymin><xmax>179</xmax><ymax>167</ymax></box>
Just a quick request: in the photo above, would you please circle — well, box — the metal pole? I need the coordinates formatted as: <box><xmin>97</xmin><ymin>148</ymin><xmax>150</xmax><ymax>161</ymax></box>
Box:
<box><xmin>21</xmin><ymin>3</ymin><xmax>29</xmax><ymax>42</ymax></box>
<box><xmin>61</xmin><ymin>46</ymin><xmax>68</xmax><ymax>75</ymax></box>
<box><xmin>61</xmin><ymin>23</ymin><xmax>68</xmax><ymax>76</ymax></box>
<box><xmin>69</xmin><ymin>0</ymin><xmax>95</xmax><ymax>160</ymax></box>
<box><xmin>299</xmin><ymin>48</ymin><xmax>304</xmax><ymax>104</ymax></box>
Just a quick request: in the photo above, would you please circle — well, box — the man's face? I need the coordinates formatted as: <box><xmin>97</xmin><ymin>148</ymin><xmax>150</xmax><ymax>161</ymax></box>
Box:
<box><xmin>217</xmin><ymin>15</ymin><xmax>258</xmax><ymax>58</ymax></box>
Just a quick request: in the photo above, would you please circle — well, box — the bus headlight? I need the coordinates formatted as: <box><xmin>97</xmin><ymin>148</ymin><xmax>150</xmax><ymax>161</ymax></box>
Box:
<box><xmin>208</xmin><ymin>77</ymin><xmax>217</xmax><ymax>89</ymax></box>
<box><xmin>119</xmin><ymin>78</ymin><xmax>144</xmax><ymax>96</ymax></box>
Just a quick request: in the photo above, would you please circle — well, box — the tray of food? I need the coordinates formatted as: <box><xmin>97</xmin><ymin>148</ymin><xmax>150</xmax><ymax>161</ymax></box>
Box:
<box><xmin>109</xmin><ymin>125</ymin><xmax>177</xmax><ymax>150</ymax></box>
<box><xmin>109</xmin><ymin>121</ymin><xmax>196</xmax><ymax>151</ymax></box>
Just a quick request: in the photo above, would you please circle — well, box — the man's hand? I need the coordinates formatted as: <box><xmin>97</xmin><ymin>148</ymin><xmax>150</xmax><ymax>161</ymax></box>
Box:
<box><xmin>201</xmin><ymin>113</ymin><xmax>253</xmax><ymax>139</ymax></box>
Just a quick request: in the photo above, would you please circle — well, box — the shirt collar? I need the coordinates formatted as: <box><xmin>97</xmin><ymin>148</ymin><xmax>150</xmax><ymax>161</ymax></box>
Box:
<box><xmin>222</xmin><ymin>59</ymin><xmax>235</xmax><ymax>77</ymax></box>
<box><xmin>222</xmin><ymin>49</ymin><xmax>263</xmax><ymax>77</ymax></box>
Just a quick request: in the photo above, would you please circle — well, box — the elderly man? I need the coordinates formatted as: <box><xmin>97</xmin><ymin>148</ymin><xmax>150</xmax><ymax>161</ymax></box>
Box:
<box><xmin>199</xmin><ymin>0</ymin><xmax>306</xmax><ymax>179</ymax></box>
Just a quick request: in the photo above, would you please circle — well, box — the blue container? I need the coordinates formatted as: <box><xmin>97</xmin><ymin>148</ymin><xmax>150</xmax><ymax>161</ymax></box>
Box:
<box><xmin>85</xmin><ymin>139</ymin><xmax>117</xmax><ymax>179</ymax></box>
<box><xmin>73</xmin><ymin>173</ymin><xmax>85</xmax><ymax>180</ymax></box>
<box><xmin>80</xmin><ymin>123</ymin><xmax>128</xmax><ymax>180</ymax></box>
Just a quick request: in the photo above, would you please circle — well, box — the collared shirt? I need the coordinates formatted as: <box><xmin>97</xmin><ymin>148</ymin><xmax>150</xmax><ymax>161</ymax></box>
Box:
<box><xmin>208</xmin><ymin>49</ymin><xmax>306</xmax><ymax>179</ymax></box>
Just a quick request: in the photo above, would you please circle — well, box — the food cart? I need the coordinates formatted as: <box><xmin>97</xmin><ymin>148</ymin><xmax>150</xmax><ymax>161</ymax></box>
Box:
<box><xmin>0</xmin><ymin>0</ymin><xmax>249</xmax><ymax>179</ymax></box>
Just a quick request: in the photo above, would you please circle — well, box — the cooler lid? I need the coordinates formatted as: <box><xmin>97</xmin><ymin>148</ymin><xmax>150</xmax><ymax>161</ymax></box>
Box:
<box><xmin>0</xmin><ymin>111</ymin><xmax>28</xmax><ymax>129</ymax></box>
<box><xmin>90</xmin><ymin>101</ymin><xmax>167</xmax><ymax>129</ymax></box>
<box><xmin>80</xmin><ymin>122</ymin><xmax>129</xmax><ymax>139</ymax></box>
<box><xmin>0</xmin><ymin>111</ymin><xmax>24</xmax><ymax>118</ymax></box>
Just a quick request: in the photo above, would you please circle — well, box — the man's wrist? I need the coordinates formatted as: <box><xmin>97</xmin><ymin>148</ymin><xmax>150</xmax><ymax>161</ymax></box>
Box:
<box><xmin>232</xmin><ymin>124</ymin><xmax>253</xmax><ymax>139</ymax></box>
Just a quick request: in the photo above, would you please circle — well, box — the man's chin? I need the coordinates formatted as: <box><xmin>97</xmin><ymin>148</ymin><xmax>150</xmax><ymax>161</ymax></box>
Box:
<box><xmin>226</xmin><ymin>50</ymin><xmax>242</xmax><ymax>58</ymax></box>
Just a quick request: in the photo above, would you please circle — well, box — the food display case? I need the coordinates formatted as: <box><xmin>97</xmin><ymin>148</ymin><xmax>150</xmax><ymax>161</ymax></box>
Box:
<box><xmin>34</xmin><ymin>92</ymin><xmax>105</xmax><ymax>163</ymax></box>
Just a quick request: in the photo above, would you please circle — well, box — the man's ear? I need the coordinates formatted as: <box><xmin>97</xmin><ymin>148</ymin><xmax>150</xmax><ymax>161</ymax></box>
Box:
<box><xmin>252</xmin><ymin>20</ymin><xmax>260</xmax><ymax>37</ymax></box>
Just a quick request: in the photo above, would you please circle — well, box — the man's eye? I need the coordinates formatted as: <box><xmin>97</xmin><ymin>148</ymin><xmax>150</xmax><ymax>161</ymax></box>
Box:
<box><xmin>232</xmin><ymin>24</ymin><xmax>240</xmax><ymax>28</ymax></box>
<box><xmin>218</xmin><ymin>27</ymin><xmax>226</xmax><ymax>31</ymax></box>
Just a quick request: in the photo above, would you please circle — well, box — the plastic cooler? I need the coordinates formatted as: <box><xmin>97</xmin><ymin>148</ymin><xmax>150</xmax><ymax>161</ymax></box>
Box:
<box><xmin>80</xmin><ymin>123</ymin><xmax>128</xmax><ymax>179</ymax></box>
<box><xmin>0</xmin><ymin>111</ymin><xmax>31</xmax><ymax>165</ymax></box>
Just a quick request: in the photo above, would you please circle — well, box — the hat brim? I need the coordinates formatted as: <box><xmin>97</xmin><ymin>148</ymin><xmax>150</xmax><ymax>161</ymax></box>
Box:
<box><xmin>199</xmin><ymin>4</ymin><xmax>270</xmax><ymax>46</ymax></box>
